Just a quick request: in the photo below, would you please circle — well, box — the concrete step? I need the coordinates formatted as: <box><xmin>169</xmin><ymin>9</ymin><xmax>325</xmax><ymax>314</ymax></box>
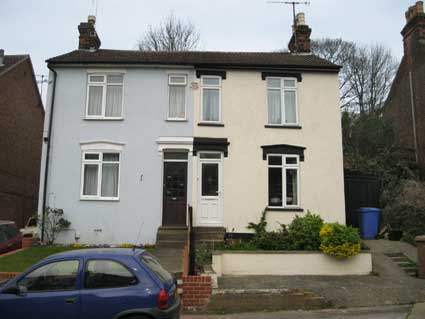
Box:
<box><xmin>201</xmin><ymin>288</ymin><xmax>330</xmax><ymax>314</ymax></box>
<box><xmin>193</xmin><ymin>227</ymin><xmax>226</xmax><ymax>242</ymax></box>
<box><xmin>157</xmin><ymin>232</ymin><xmax>188</xmax><ymax>242</ymax></box>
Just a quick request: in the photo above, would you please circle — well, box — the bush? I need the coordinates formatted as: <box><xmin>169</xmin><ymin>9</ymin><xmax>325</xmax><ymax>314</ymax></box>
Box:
<box><xmin>320</xmin><ymin>223</ymin><xmax>361</xmax><ymax>258</ymax></box>
<box><xmin>39</xmin><ymin>207</ymin><xmax>71</xmax><ymax>245</ymax></box>
<box><xmin>382</xmin><ymin>180</ymin><xmax>425</xmax><ymax>244</ymax></box>
<box><xmin>287</xmin><ymin>212</ymin><xmax>323</xmax><ymax>250</ymax></box>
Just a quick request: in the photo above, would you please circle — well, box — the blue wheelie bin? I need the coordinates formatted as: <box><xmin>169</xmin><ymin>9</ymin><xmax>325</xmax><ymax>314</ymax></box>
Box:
<box><xmin>358</xmin><ymin>207</ymin><xmax>381</xmax><ymax>239</ymax></box>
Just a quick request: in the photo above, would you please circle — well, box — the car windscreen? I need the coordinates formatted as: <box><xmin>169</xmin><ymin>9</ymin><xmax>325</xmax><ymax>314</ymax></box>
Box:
<box><xmin>140</xmin><ymin>253</ymin><xmax>173</xmax><ymax>283</ymax></box>
<box><xmin>0</xmin><ymin>226</ymin><xmax>9</xmax><ymax>242</ymax></box>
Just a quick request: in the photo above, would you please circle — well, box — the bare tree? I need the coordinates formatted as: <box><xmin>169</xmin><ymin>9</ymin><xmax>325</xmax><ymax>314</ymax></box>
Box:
<box><xmin>311</xmin><ymin>38</ymin><xmax>398</xmax><ymax>113</ymax></box>
<box><xmin>138</xmin><ymin>14</ymin><xmax>200</xmax><ymax>51</ymax></box>
<box><xmin>311</xmin><ymin>38</ymin><xmax>356</xmax><ymax>110</ymax></box>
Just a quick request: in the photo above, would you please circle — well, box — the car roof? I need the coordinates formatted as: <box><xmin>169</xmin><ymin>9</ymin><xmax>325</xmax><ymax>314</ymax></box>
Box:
<box><xmin>45</xmin><ymin>248</ymin><xmax>145</xmax><ymax>260</ymax></box>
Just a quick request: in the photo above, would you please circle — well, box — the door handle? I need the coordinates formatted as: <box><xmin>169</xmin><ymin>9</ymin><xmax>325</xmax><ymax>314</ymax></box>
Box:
<box><xmin>65</xmin><ymin>297</ymin><xmax>77</xmax><ymax>304</ymax></box>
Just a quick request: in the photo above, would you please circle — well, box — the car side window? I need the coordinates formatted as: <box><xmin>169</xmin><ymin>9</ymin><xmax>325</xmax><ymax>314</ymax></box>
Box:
<box><xmin>84</xmin><ymin>259</ymin><xmax>138</xmax><ymax>289</ymax></box>
<box><xmin>0</xmin><ymin>226</ymin><xmax>7</xmax><ymax>241</ymax></box>
<box><xmin>5</xmin><ymin>225</ymin><xmax>18</xmax><ymax>239</ymax></box>
<box><xmin>18</xmin><ymin>260</ymin><xmax>79</xmax><ymax>292</ymax></box>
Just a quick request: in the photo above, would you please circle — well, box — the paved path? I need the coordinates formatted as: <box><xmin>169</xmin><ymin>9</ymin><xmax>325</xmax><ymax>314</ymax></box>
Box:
<box><xmin>217</xmin><ymin>240</ymin><xmax>425</xmax><ymax>308</ymax></box>
<box><xmin>183</xmin><ymin>305</ymin><xmax>411</xmax><ymax>319</ymax></box>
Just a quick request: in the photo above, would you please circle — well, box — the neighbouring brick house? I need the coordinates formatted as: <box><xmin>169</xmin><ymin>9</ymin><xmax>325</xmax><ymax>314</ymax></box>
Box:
<box><xmin>385</xmin><ymin>1</ymin><xmax>425</xmax><ymax>178</ymax></box>
<box><xmin>0</xmin><ymin>50</ymin><xmax>44</xmax><ymax>227</ymax></box>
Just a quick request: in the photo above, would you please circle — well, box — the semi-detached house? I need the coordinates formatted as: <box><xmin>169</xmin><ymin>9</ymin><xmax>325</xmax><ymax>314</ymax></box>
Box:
<box><xmin>39</xmin><ymin>14</ymin><xmax>345</xmax><ymax>245</ymax></box>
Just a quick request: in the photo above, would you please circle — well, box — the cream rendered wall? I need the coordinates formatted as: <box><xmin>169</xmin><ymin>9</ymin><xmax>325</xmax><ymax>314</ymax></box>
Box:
<box><xmin>191</xmin><ymin>70</ymin><xmax>345</xmax><ymax>232</ymax></box>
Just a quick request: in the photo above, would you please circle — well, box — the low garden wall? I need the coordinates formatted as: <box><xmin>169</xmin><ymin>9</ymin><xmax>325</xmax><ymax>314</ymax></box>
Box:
<box><xmin>212</xmin><ymin>250</ymin><xmax>372</xmax><ymax>276</ymax></box>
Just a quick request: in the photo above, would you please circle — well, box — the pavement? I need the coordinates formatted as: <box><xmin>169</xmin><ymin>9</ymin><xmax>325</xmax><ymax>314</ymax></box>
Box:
<box><xmin>183</xmin><ymin>305</ymin><xmax>412</xmax><ymax>319</ymax></box>
<box><xmin>215</xmin><ymin>240</ymin><xmax>425</xmax><ymax>309</ymax></box>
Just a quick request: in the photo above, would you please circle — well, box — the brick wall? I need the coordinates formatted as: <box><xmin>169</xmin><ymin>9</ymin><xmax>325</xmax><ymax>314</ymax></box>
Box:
<box><xmin>0</xmin><ymin>57</ymin><xmax>44</xmax><ymax>227</ymax></box>
<box><xmin>182</xmin><ymin>275</ymin><xmax>212</xmax><ymax>311</ymax></box>
<box><xmin>0</xmin><ymin>272</ymin><xmax>20</xmax><ymax>282</ymax></box>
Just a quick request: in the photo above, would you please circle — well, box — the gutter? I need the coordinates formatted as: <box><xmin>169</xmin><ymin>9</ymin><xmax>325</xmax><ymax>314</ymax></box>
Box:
<box><xmin>41</xmin><ymin>65</ymin><xmax>57</xmax><ymax>241</ymax></box>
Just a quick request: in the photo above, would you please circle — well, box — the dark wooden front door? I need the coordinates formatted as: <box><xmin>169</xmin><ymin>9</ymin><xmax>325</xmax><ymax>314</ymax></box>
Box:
<box><xmin>162</xmin><ymin>162</ymin><xmax>187</xmax><ymax>226</ymax></box>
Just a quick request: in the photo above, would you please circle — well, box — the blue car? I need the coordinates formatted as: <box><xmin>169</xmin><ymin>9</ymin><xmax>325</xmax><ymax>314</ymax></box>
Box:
<box><xmin>0</xmin><ymin>248</ymin><xmax>180</xmax><ymax>319</ymax></box>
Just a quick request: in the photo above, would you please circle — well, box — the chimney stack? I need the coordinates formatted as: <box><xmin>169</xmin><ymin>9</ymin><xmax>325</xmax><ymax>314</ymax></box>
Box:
<box><xmin>0</xmin><ymin>49</ymin><xmax>4</xmax><ymax>67</ymax></box>
<box><xmin>401</xmin><ymin>1</ymin><xmax>425</xmax><ymax>59</ymax></box>
<box><xmin>288</xmin><ymin>13</ymin><xmax>312</xmax><ymax>54</ymax></box>
<box><xmin>78</xmin><ymin>15</ymin><xmax>101</xmax><ymax>51</ymax></box>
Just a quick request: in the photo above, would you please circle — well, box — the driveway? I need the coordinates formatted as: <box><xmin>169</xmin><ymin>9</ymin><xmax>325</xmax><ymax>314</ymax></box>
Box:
<box><xmin>183</xmin><ymin>305</ymin><xmax>411</xmax><ymax>319</ymax></box>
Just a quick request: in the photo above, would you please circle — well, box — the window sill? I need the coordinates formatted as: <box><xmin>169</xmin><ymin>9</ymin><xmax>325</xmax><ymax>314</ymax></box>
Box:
<box><xmin>265</xmin><ymin>124</ymin><xmax>302</xmax><ymax>129</ymax></box>
<box><xmin>80</xmin><ymin>198</ymin><xmax>120</xmax><ymax>202</ymax></box>
<box><xmin>166</xmin><ymin>119</ymin><xmax>188</xmax><ymax>122</ymax></box>
<box><xmin>198</xmin><ymin>122</ymin><xmax>225</xmax><ymax>127</ymax></box>
<box><xmin>84</xmin><ymin>118</ymin><xmax>124</xmax><ymax>121</ymax></box>
<box><xmin>266</xmin><ymin>207</ymin><xmax>304</xmax><ymax>212</ymax></box>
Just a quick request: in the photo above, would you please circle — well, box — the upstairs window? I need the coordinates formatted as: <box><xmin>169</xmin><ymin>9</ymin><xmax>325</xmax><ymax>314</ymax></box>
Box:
<box><xmin>168</xmin><ymin>75</ymin><xmax>187</xmax><ymax>120</ymax></box>
<box><xmin>86</xmin><ymin>74</ymin><xmax>124</xmax><ymax>119</ymax></box>
<box><xmin>201</xmin><ymin>76</ymin><xmax>221</xmax><ymax>122</ymax></box>
<box><xmin>81</xmin><ymin>151</ymin><xmax>120</xmax><ymax>200</ymax></box>
<box><xmin>267</xmin><ymin>78</ymin><xmax>298</xmax><ymax>125</ymax></box>
<box><xmin>268</xmin><ymin>155</ymin><xmax>300</xmax><ymax>208</ymax></box>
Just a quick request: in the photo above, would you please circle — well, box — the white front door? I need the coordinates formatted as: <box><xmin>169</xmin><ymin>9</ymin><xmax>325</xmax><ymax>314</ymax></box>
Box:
<box><xmin>198</xmin><ymin>152</ymin><xmax>223</xmax><ymax>225</ymax></box>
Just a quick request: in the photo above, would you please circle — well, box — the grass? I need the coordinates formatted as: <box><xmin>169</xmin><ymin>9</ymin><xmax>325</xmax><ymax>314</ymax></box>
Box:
<box><xmin>0</xmin><ymin>246</ymin><xmax>79</xmax><ymax>272</ymax></box>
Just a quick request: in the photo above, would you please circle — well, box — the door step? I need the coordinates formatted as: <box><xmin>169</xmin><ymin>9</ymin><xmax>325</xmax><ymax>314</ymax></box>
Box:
<box><xmin>385</xmin><ymin>252</ymin><xmax>418</xmax><ymax>277</ymax></box>
<box><xmin>156</xmin><ymin>226</ymin><xmax>188</xmax><ymax>249</ymax></box>
<box><xmin>193</xmin><ymin>227</ymin><xmax>226</xmax><ymax>248</ymax></box>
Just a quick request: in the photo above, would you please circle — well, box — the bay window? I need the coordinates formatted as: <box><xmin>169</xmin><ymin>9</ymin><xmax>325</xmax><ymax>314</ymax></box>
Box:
<box><xmin>86</xmin><ymin>74</ymin><xmax>124</xmax><ymax>119</ymax></box>
<box><xmin>81</xmin><ymin>151</ymin><xmax>120</xmax><ymax>200</ymax></box>
<box><xmin>201</xmin><ymin>76</ymin><xmax>221</xmax><ymax>122</ymax></box>
<box><xmin>268</xmin><ymin>154</ymin><xmax>300</xmax><ymax>208</ymax></box>
<box><xmin>267</xmin><ymin>77</ymin><xmax>298</xmax><ymax>125</ymax></box>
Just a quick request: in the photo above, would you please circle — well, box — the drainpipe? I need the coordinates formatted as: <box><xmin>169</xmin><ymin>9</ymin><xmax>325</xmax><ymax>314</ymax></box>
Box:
<box><xmin>41</xmin><ymin>65</ymin><xmax>57</xmax><ymax>242</ymax></box>
<box><xmin>409</xmin><ymin>71</ymin><xmax>419</xmax><ymax>164</ymax></box>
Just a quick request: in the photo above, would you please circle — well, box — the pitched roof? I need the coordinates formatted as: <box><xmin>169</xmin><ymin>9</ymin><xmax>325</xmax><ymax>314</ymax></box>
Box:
<box><xmin>0</xmin><ymin>55</ymin><xmax>29</xmax><ymax>76</ymax></box>
<box><xmin>46</xmin><ymin>49</ymin><xmax>340</xmax><ymax>72</ymax></box>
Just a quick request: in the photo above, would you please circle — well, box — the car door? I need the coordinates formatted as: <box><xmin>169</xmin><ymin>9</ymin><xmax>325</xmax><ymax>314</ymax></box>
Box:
<box><xmin>0</xmin><ymin>259</ymin><xmax>81</xmax><ymax>319</ymax></box>
<box><xmin>80</xmin><ymin>258</ymin><xmax>156</xmax><ymax>319</ymax></box>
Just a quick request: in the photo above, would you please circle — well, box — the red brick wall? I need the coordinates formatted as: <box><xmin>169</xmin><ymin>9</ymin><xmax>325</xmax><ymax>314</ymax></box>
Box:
<box><xmin>0</xmin><ymin>58</ymin><xmax>44</xmax><ymax>227</ymax></box>
<box><xmin>0</xmin><ymin>272</ymin><xmax>20</xmax><ymax>282</ymax></box>
<box><xmin>182</xmin><ymin>275</ymin><xmax>212</xmax><ymax>311</ymax></box>
<box><xmin>385</xmin><ymin>16</ymin><xmax>425</xmax><ymax>178</ymax></box>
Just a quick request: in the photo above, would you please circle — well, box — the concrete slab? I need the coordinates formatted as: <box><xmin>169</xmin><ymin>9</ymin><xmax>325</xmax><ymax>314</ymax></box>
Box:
<box><xmin>408</xmin><ymin>302</ymin><xmax>425</xmax><ymax>319</ymax></box>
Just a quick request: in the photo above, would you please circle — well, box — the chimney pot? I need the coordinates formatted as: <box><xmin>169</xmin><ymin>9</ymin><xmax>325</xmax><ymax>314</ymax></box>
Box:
<box><xmin>288</xmin><ymin>12</ymin><xmax>311</xmax><ymax>54</ymax></box>
<box><xmin>78</xmin><ymin>16</ymin><xmax>101</xmax><ymax>51</ymax></box>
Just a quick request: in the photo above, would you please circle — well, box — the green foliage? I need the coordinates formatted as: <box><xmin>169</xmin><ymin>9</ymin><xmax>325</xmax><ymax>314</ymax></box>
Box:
<box><xmin>287</xmin><ymin>212</ymin><xmax>324</xmax><ymax>250</ymax></box>
<box><xmin>320</xmin><ymin>223</ymin><xmax>361</xmax><ymax>258</ymax></box>
<box><xmin>195</xmin><ymin>248</ymin><xmax>212</xmax><ymax>268</ymax></box>
<box><xmin>342</xmin><ymin>111</ymin><xmax>417</xmax><ymax>205</ymax></box>
<box><xmin>215</xmin><ymin>241</ymin><xmax>257</xmax><ymax>251</ymax></box>
<box><xmin>247</xmin><ymin>209</ymin><xmax>268</xmax><ymax>246</ymax></box>
<box><xmin>383</xmin><ymin>180</ymin><xmax>425</xmax><ymax>244</ymax></box>
<box><xmin>39</xmin><ymin>207</ymin><xmax>71</xmax><ymax>245</ymax></box>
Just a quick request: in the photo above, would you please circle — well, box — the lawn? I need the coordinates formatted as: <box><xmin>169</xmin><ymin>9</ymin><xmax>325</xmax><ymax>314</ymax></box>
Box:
<box><xmin>0</xmin><ymin>246</ymin><xmax>78</xmax><ymax>272</ymax></box>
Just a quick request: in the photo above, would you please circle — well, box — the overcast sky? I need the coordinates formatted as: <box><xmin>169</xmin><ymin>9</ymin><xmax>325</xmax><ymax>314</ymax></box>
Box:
<box><xmin>0</xmin><ymin>0</ymin><xmax>414</xmax><ymax>101</ymax></box>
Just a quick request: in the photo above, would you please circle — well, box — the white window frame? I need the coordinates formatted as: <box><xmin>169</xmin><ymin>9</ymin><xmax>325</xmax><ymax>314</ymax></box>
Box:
<box><xmin>167</xmin><ymin>74</ymin><xmax>187</xmax><ymax>121</ymax></box>
<box><xmin>80</xmin><ymin>150</ymin><xmax>121</xmax><ymax>201</ymax></box>
<box><xmin>200</xmin><ymin>75</ymin><xmax>222</xmax><ymax>123</ymax></box>
<box><xmin>85</xmin><ymin>74</ymin><xmax>124</xmax><ymax>120</ymax></box>
<box><xmin>267</xmin><ymin>154</ymin><xmax>300</xmax><ymax>208</ymax></box>
<box><xmin>266</xmin><ymin>77</ymin><xmax>299</xmax><ymax>126</ymax></box>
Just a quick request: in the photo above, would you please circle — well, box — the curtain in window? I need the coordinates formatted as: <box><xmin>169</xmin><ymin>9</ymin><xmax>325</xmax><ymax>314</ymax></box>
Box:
<box><xmin>284</xmin><ymin>90</ymin><xmax>297</xmax><ymax>124</ymax></box>
<box><xmin>286</xmin><ymin>168</ymin><xmax>298</xmax><ymax>205</ymax></box>
<box><xmin>169</xmin><ymin>85</ymin><xmax>185</xmax><ymax>118</ymax></box>
<box><xmin>83</xmin><ymin>164</ymin><xmax>98</xmax><ymax>195</ymax></box>
<box><xmin>268</xmin><ymin>167</ymin><xmax>283</xmax><ymax>206</ymax></box>
<box><xmin>105</xmin><ymin>85</ymin><xmax>123</xmax><ymax>117</ymax></box>
<box><xmin>268</xmin><ymin>89</ymin><xmax>281</xmax><ymax>124</ymax></box>
<box><xmin>101</xmin><ymin>163</ymin><xmax>119</xmax><ymax>197</ymax></box>
<box><xmin>88</xmin><ymin>86</ymin><xmax>103</xmax><ymax>116</ymax></box>
<box><xmin>202</xmin><ymin>88</ymin><xmax>219</xmax><ymax>121</ymax></box>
